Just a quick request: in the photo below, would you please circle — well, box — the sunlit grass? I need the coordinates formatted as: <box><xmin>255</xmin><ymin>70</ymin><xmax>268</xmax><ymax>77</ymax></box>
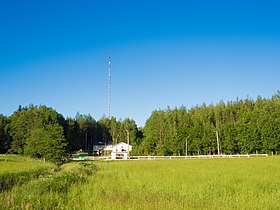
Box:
<box><xmin>1</xmin><ymin>156</ymin><xmax>280</xmax><ymax>209</ymax></box>
<box><xmin>0</xmin><ymin>155</ymin><xmax>56</xmax><ymax>193</ymax></box>
<box><xmin>69</xmin><ymin>157</ymin><xmax>280</xmax><ymax>209</ymax></box>
<box><xmin>0</xmin><ymin>161</ymin><xmax>96</xmax><ymax>209</ymax></box>
<box><xmin>0</xmin><ymin>155</ymin><xmax>54</xmax><ymax>173</ymax></box>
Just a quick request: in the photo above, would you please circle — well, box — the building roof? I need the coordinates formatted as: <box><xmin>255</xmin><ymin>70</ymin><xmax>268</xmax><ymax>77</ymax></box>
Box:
<box><xmin>104</xmin><ymin>142</ymin><xmax>132</xmax><ymax>151</ymax></box>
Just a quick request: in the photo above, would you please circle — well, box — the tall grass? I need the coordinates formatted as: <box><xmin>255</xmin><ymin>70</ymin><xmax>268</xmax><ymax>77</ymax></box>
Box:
<box><xmin>68</xmin><ymin>157</ymin><xmax>280</xmax><ymax>209</ymax></box>
<box><xmin>1</xmin><ymin>156</ymin><xmax>280</xmax><ymax>209</ymax></box>
<box><xmin>0</xmin><ymin>162</ymin><xmax>97</xmax><ymax>209</ymax></box>
<box><xmin>0</xmin><ymin>155</ymin><xmax>55</xmax><ymax>192</ymax></box>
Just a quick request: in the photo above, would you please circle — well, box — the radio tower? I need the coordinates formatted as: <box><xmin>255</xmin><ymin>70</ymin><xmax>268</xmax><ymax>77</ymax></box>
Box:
<box><xmin>108</xmin><ymin>52</ymin><xmax>111</xmax><ymax>118</ymax></box>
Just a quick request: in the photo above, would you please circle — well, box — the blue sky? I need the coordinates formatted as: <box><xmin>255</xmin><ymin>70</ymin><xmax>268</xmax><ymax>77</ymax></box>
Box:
<box><xmin>1</xmin><ymin>0</ymin><xmax>280</xmax><ymax>127</ymax></box>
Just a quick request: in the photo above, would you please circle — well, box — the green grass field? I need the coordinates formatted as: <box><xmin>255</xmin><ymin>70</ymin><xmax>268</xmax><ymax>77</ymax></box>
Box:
<box><xmin>1</xmin><ymin>156</ymin><xmax>280</xmax><ymax>209</ymax></box>
<box><xmin>71</xmin><ymin>157</ymin><xmax>280</xmax><ymax>210</ymax></box>
<box><xmin>0</xmin><ymin>155</ymin><xmax>56</xmax><ymax>193</ymax></box>
<box><xmin>0</xmin><ymin>155</ymin><xmax>55</xmax><ymax>172</ymax></box>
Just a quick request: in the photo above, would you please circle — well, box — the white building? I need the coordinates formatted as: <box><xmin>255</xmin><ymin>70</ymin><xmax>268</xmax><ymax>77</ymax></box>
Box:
<box><xmin>104</xmin><ymin>142</ymin><xmax>132</xmax><ymax>160</ymax></box>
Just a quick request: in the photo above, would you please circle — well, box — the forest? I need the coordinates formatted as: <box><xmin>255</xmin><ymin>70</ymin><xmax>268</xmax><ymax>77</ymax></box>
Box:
<box><xmin>0</xmin><ymin>91</ymin><xmax>279</xmax><ymax>162</ymax></box>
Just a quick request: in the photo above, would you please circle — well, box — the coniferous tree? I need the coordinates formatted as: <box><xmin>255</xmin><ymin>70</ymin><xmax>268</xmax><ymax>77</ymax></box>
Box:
<box><xmin>0</xmin><ymin>114</ymin><xmax>10</xmax><ymax>153</ymax></box>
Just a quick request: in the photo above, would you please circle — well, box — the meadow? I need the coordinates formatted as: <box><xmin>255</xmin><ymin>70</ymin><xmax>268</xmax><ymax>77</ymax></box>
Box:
<box><xmin>1</xmin><ymin>156</ymin><xmax>280</xmax><ymax>209</ymax></box>
<box><xmin>0</xmin><ymin>155</ymin><xmax>56</xmax><ymax>192</ymax></box>
<box><xmin>72</xmin><ymin>157</ymin><xmax>280</xmax><ymax>210</ymax></box>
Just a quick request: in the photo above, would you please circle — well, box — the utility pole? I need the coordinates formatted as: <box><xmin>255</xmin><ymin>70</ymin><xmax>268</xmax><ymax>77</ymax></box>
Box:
<box><xmin>126</xmin><ymin>130</ymin><xmax>130</xmax><ymax>159</ymax></box>
<box><xmin>112</xmin><ymin>131</ymin><xmax>115</xmax><ymax>146</ymax></box>
<box><xmin>186</xmin><ymin>136</ymin><xmax>189</xmax><ymax>156</ymax></box>
<box><xmin>216</xmin><ymin>130</ymin><xmax>220</xmax><ymax>156</ymax></box>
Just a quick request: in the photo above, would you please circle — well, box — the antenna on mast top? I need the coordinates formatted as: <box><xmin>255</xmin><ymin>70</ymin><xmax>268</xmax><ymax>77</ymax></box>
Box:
<box><xmin>108</xmin><ymin>51</ymin><xmax>111</xmax><ymax>118</ymax></box>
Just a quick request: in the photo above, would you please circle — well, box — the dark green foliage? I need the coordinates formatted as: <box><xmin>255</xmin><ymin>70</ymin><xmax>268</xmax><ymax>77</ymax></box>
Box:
<box><xmin>6</xmin><ymin>105</ymin><xmax>68</xmax><ymax>164</ymax></box>
<box><xmin>24</xmin><ymin>124</ymin><xmax>67</xmax><ymax>164</ymax></box>
<box><xmin>0</xmin><ymin>115</ymin><xmax>10</xmax><ymax>153</ymax></box>
<box><xmin>1</xmin><ymin>104</ymin><xmax>142</xmax><ymax>159</ymax></box>
<box><xmin>64</xmin><ymin>114</ymin><xmax>142</xmax><ymax>153</ymax></box>
<box><xmin>1</xmin><ymin>91</ymin><xmax>279</xmax><ymax>157</ymax></box>
<box><xmin>141</xmin><ymin>93</ymin><xmax>280</xmax><ymax>155</ymax></box>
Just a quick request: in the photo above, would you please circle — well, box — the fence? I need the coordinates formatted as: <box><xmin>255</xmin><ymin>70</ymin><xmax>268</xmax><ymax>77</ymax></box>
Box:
<box><xmin>71</xmin><ymin>154</ymin><xmax>268</xmax><ymax>161</ymax></box>
<box><xmin>129</xmin><ymin>154</ymin><xmax>268</xmax><ymax>160</ymax></box>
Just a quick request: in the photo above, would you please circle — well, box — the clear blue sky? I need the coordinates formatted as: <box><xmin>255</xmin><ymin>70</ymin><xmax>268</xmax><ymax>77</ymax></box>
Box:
<box><xmin>1</xmin><ymin>0</ymin><xmax>280</xmax><ymax>127</ymax></box>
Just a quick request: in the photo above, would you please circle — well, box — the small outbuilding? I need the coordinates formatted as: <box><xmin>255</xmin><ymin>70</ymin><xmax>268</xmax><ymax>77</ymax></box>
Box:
<box><xmin>108</xmin><ymin>142</ymin><xmax>132</xmax><ymax>160</ymax></box>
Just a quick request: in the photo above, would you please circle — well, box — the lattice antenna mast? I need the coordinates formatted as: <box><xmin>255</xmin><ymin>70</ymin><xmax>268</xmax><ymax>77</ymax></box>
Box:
<box><xmin>108</xmin><ymin>52</ymin><xmax>111</xmax><ymax>118</ymax></box>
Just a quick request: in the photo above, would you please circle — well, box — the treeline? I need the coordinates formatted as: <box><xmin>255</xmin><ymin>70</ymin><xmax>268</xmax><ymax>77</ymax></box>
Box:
<box><xmin>0</xmin><ymin>91</ymin><xmax>280</xmax><ymax>161</ymax></box>
<box><xmin>138</xmin><ymin>92</ymin><xmax>280</xmax><ymax>156</ymax></box>
<box><xmin>0</xmin><ymin>105</ymin><xmax>142</xmax><ymax>163</ymax></box>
